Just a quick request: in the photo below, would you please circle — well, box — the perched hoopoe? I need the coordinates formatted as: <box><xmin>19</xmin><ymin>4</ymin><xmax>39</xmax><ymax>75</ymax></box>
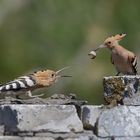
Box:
<box><xmin>0</xmin><ymin>67</ymin><xmax>71</xmax><ymax>98</ymax></box>
<box><xmin>89</xmin><ymin>33</ymin><xmax>138</xmax><ymax>75</ymax></box>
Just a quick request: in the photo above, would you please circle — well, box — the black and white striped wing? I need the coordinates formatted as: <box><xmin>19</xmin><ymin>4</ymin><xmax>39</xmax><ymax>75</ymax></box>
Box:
<box><xmin>131</xmin><ymin>56</ymin><xmax>138</xmax><ymax>75</ymax></box>
<box><xmin>0</xmin><ymin>76</ymin><xmax>36</xmax><ymax>92</ymax></box>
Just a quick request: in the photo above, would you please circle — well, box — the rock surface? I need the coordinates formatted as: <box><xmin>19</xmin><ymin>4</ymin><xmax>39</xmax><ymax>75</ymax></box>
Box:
<box><xmin>123</xmin><ymin>95</ymin><xmax>140</xmax><ymax>105</ymax></box>
<box><xmin>0</xmin><ymin>136</ymin><xmax>22</xmax><ymax>140</ymax></box>
<box><xmin>0</xmin><ymin>94</ymin><xmax>87</xmax><ymax>106</ymax></box>
<box><xmin>0</xmin><ymin>136</ymin><xmax>112</xmax><ymax>140</ymax></box>
<box><xmin>34</xmin><ymin>131</ymin><xmax>99</xmax><ymax>140</ymax></box>
<box><xmin>0</xmin><ymin>105</ymin><xmax>83</xmax><ymax>133</ymax></box>
<box><xmin>81</xmin><ymin>105</ymin><xmax>103</xmax><ymax>129</ymax></box>
<box><xmin>98</xmin><ymin>106</ymin><xmax>140</xmax><ymax>137</ymax></box>
<box><xmin>114</xmin><ymin>137</ymin><xmax>140</xmax><ymax>140</ymax></box>
<box><xmin>0</xmin><ymin>135</ymin><xmax>109</xmax><ymax>140</ymax></box>
<box><xmin>103</xmin><ymin>75</ymin><xmax>140</xmax><ymax>105</ymax></box>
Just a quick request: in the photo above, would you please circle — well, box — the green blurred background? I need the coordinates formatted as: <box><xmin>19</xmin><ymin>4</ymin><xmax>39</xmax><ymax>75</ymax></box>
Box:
<box><xmin>0</xmin><ymin>0</ymin><xmax>140</xmax><ymax>104</ymax></box>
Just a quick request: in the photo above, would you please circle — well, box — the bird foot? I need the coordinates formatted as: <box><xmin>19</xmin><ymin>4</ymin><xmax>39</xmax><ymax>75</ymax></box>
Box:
<box><xmin>26</xmin><ymin>91</ymin><xmax>44</xmax><ymax>98</ymax></box>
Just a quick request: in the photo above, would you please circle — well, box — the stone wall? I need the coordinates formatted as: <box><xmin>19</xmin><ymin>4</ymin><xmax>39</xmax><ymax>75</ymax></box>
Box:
<box><xmin>0</xmin><ymin>104</ymin><xmax>140</xmax><ymax>140</ymax></box>
<box><xmin>0</xmin><ymin>76</ymin><xmax>140</xmax><ymax>140</ymax></box>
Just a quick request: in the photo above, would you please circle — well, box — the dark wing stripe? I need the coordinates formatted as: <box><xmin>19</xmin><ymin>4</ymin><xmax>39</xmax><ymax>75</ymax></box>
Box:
<box><xmin>13</xmin><ymin>82</ymin><xmax>20</xmax><ymax>90</ymax></box>
<box><xmin>1</xmin><ymin>86</ymin><xmax>6</xmax><ymax>92</ymax></box>
<box><xmin>0</xmin><ymin>81</ymin><xmax>26</xmax><ymax>92</ymax></box>
<box><xmin>14</xmin><ymin>80</ymin><xmax>26</xmax><ymax>88</ymax></box>
<box><xmin>11</xmin><ymin>83</ymin><xmax>17</xmax><ymax>89</ymax></box>
<box><xmin>18</xmin><ymin>76</ymin><xmax>36</xmax><ymax>87</ymax></box>
<box><xmin>133</xmin><ymin>58</ymin><xmax>137</xmax><ymax>65</ymax></box>
<box><xmin>28</xmin><ymin>75</ymin><xmax>36</xmax><ymax>84</ymax></box>
<box><xmin>20</xmin><ymin>79</ymin><xmax>29</xmax><ymax>87</ymax></box>
<box><xmin>131</xmin><ymin>56</ymin><xmax>138</xmax><ymax>74</ymax></box>
<box><xmin>0</xmin><ymin>84</ymin><xmax>12</xmax><ymax>92</ymax></box>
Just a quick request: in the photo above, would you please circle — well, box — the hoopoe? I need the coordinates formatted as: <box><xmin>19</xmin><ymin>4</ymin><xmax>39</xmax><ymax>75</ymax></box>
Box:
<box><xmin>0</xmin><ymin>67</ymin><xmax>71</xmax><ymax>98</ymax></box>
<box><xmin>89</xmin><ymin>33</ymin><xmax>138</xmax><ymax>75</ymax></box>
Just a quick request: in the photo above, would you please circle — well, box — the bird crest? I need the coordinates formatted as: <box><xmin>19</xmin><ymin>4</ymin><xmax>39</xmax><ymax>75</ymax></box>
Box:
<box><xmin>105</xmin><ymin>33</ymin><xmax>126</xmax><ymax>43</ymax></box>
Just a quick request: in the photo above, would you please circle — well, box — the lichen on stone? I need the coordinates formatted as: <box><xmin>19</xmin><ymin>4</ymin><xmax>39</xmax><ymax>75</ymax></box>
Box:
<box><xmin>103</xmin><ymin>76</ymin><xmax>125</xmax><ymax>105</ymax></box>
<box><xmin>103</xmin><ymin>76</ymin><xmax>140</xmax><ymax>106</ymax></box>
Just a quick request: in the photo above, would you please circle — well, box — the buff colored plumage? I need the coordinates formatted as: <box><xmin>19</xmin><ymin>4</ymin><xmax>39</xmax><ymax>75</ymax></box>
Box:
<box><xmin>89</xmin><ymin>33</ymin><xmax>138</xmax><ymax>75</ymax></box>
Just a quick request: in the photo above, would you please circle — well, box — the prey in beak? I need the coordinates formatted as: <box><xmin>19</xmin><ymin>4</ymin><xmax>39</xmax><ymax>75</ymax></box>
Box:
<box><xmin>88</xmin><ymin>45</ymin><xmax>105</xmax><ymax>59</ymax></box>
<box><xmin>88</xmin><ymin>43</ymin><xmax>106</xmax><ymax>59</ymax></box>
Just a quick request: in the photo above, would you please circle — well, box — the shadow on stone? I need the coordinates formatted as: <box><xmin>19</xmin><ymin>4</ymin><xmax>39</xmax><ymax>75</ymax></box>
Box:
<box><xmin>0</xmin><ymin>106</ymin><xmax>19</xmax><ymax>135</ymax></box>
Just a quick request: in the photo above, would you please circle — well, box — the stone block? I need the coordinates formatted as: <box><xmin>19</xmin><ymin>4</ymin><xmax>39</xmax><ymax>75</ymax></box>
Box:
<box><xmin>0</xmin><ymin>105</ymin><xmax>83</xmax><ymax>133</ymax></box>
<box><xmin>103</xmin><ymin>76</ymin><xmax>140</xmax><ymax>105</ymax></box>
<box><xmin>98</xmin><ymin>106</ymin><xmax>140</xmax><ymax>137</ymax></box>
<box><xmin>81</xmin><ymin>105</ymin><xmax>103</xmax><ymax>129</ymax></box>
<box><xmin>0</xmin><ymin>136</ymin><xmax>111</xmax><ymax>140</ymax></box>
<box><xmin>0</xmin><ymin>136</ymin><xmax>22</xmax><ymax>140</ymax></box>
<box><xmin>115</xmin><ymin>137</ymin><xmax>140</xmax><ymax>140</ymax></box>
<box><xmin>65</xmin><ymin>136</ymin><xmax>96</xmax><ymax>140</ymax></box>
<box><xmin>24</xmin><ymin>137</ymin><xmax>54</xmax><ymax>140</ymax></box>
<box><xmin>35</xmin><ymin>130</ymin><xmax>98</xmax><ymax>140</ymax></box>
<box><xmin>66</xmin><ymin>137</ymin><xmax>111</xmax><ymax>140</ymax></box>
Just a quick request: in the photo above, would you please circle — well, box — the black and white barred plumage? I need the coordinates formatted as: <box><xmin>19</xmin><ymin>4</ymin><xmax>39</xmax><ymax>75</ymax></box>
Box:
<box><xmin>0</xmin><ymin>67</ymin><xmax>70</xmax><ymax>98</ymax></box>
<box><xmin>131</xmin><ymin>56</ymin><xmax>138</xmax><ymax>75</ymax></box>
<box><xmin>0</xmin><ymin>76</ymin><xmax>36</xmax><ymax>92</ymax></box>
<box><xmin>0</xmin><ymin>69</ymin><xmax>58</xmax><ymax>98</ymax></box>
<box><xmin>0</xmin><ymin>75</ymin><xmax>38</xmax><ymax>98</ymax></box>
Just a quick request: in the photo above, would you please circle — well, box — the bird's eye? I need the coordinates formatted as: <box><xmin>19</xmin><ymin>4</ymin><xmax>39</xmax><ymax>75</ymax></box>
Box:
<box><xmin>51</xmin><ymin>74</ymin><xmax>55</xmax><ymax>77</ymax></box>
<box><xmin>108</xmin><ymin>41</ymin><xmax>111</xmax><ymax>44</ymax></box>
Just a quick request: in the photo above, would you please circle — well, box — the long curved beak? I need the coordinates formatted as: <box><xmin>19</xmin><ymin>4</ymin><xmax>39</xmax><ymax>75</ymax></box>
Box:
<box><xmin>56</xmin><ymin>66</ymin><xmax>72</xmax><ymax>78</ymax></box>
<box><xmin>56</xmin><ymin>66</ymin><xmax>70</xmax><ymax>75</ymax></box>
<box><xmin>92</xmin><ymin>44</ymin><xmax>106</xmax><ymax>52</ymax></box>
<box><xmin>61</xmin><ymin>75</ymin><xmax>72</xmax><ymax>77</ymax></box>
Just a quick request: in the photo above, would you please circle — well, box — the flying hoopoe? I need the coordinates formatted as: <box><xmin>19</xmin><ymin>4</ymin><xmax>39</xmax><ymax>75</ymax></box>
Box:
<box><xmin>0</xmin><ymin>67</ymin><xmax>71</xmax><ymax>98</ymax></box>
<box><xmin>89</xmin><ymin>33</ymin><xmax>138</xmax><ymax>75</ymax></box>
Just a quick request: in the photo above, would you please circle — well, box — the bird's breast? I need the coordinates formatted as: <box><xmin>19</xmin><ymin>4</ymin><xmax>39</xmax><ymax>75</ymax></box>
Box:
<box><xmin>111</xmin><ymin>52</ymin><xmax>133</xmax><ymax>74</ymax></box>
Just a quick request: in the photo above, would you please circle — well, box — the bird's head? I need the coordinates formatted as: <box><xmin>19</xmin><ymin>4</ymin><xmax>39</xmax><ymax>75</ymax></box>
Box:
<box><xmin>89</xmin><ymin>33</ymin><xmax>126</xmax><ymax>58</ymax></box>
<box><xmin>103</xmin><ymin>33</ymin><xmax>126</xmax><ymax>50</ymax></box>
<box><xmin>89</xmin><ymin>33</ymin><xmax>126</xmax><ymax>53</ymax></box>
<box><xmin>34</xmin><ymin>67</ymin><xmax>71</xmax><ymax>86</ymax></box>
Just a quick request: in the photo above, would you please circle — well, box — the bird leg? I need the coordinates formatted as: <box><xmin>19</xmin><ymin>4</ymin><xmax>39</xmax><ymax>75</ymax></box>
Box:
<box><xmin>26</xmin><ymin>91</ymin><xmax>44</xmax><ymax>98</ymax></box>
<box><xmin>15</xmin><ymin>95</ymin><xmax>22</xmax><ymax>99</ymax></box>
